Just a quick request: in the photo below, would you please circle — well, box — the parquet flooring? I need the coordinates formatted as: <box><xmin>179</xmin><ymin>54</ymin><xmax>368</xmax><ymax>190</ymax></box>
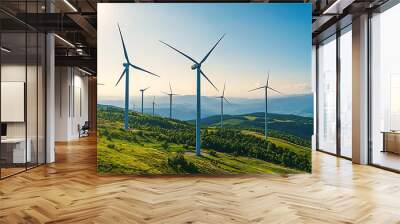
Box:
<box><xmin>1</xmin><ymin>136</ymin><xmax>400</xmax><ymax>223</ymax></box>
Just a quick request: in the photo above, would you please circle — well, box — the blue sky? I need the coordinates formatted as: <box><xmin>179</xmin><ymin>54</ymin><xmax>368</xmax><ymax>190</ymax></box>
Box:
<box><xmin>98</xmin><ymin>3</ymin><xmax>311</xmax><ymax>99</ymax></box>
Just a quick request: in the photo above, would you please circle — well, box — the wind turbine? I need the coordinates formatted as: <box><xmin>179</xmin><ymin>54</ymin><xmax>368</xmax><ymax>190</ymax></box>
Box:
<box><xmin>131</xmin><ymin>102</ymin><xmax>138</xmax><ymax>112</ymax></box>
<box><xmin>162</xmin><ymin>82</ymin><xmax>179</xmax><ymax>119</ymax></box>
<box><xmin>152</xmin><ymin>96</ymin><xmax>157</xmax><ymax>116</ymax></box>
<box><xmin>216</xmin><ymin>81</ymin><xmax>231</xmax><ymax>128</ymax></box>
<box><xmin>115</xmin><ymin>23</ymin><xmax>159</xmax><ymax>130</ymax></box>
<box><xmin>139</xmin><ymin>87</ymin><xmax>150</xmax><ymax>114</ymax></box>
<box><xmin>160</xmin><ymin>34</ymin><xmax>225</xmax><ymax>156</ymax></box>
<box><xmin>249</xmin><ymin>71</ymin><xmax>282</xmax><ymax>139</ymax></box>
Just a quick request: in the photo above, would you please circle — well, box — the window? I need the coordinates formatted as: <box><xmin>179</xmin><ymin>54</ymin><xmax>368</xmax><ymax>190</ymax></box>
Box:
<box><xmin>370</xmin><ymin>3</ymin><xmax>400</xmax><ymax>171</ymax></box>
<box><xmin>317</xmin><ymin>35</ymin><xmax>337</xmax><ymax>154</ymax></box>
<box><xmin>339</xmin><ymin>27</ymin><xmax>352</xmax><ymax>158</ymax></box>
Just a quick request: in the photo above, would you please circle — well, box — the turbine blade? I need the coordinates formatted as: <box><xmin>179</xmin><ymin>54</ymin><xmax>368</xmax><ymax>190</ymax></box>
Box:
<box><xmin>267</xmin><ymin>86</ymin><xmax>283</xmax><ymax>95</ymax></box>
<box><xmin>200</xmin><ymin>33</ymin><xmax>226</xmax><ymax>64</ymax></box>
<box><xmin>169</xmin><ymin>82</ymin><xmax>172</xmax><ymax>94</ymax></box>
<box><xmin>117</xmin><ymin>24</ymin><xmax>130</xmax><ymax>63</ymax></box>
<box><xmin>129</xmin><ymin>63</ymin><xmax>159</xmax><ymax>77</ymax></box>
<box><xmin>224</xmin><ymin>97</ymin><xmax>231</xmax><ymax>104</ymax></box>
<box><xmin>143</xmin><ymin>86</ymin><xmax>150</xmax><ymax>91</ymax></box>
<box><xmin>200</xmin><ymin>69</ymin><xmax>218</xmax><ymax>91</ymax></box>
<box><xmin>159</xmin><ymin>40</ymin><xmax>198</xmax><ymax>64</ymax></box>
<box><xmin>161</xmin><ymin>91</ymin><xmax>170</xmax><ymax>95</ymax></box>
<box><xmin>97</xmin><ymin>83</ymin><xmax>104</xmax><ymax>86</ymax></box>
<box><xmin>115</xmin><ymin>69</ymin><xmax>126</xmax><ymax>86</ymax></box>
<box><xmin>267</xmin><ymin>70</ymin><xmax>270</xmax><ymax>86</ymax></box>
<box><xmin>248</xmin><ymin>85</ymin><xmax>267</xmax><ymax>92</ymax></box>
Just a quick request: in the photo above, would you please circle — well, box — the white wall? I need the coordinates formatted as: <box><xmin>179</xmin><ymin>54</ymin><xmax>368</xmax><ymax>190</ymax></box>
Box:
<box><xmin>55</xmin><ymin>67</ymin><xmax>89</xmax><ymax>141</ymax></box>
<box><xmin>55</xmin><ymin>66</ymin><xmax>70</xmax><ymax>141</ymax></box>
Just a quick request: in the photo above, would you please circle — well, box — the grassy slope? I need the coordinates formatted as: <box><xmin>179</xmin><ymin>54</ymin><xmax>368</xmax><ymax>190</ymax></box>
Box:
<box><xmin>241</xmin><ymin>130</ymin><xmax>310</xmax><ymax>153</ymax></box>
<box><xmin>97</xmin><ymin>119</ymin><xmax>301</xmax><ymax>175</ymax></box>
<box><xmin>197</xmin><ymin>112</ymin><xmax>313</xmax><ymax>139</ymax></box>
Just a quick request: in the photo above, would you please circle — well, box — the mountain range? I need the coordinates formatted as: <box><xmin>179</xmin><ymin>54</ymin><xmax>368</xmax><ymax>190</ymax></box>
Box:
<box><xmin>99</xmin><ymin>93</ymin><xmax>313</xmax><ymax>121</ymax></box>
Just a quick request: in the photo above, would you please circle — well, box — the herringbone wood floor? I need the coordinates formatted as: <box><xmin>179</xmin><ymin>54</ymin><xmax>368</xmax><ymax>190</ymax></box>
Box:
<box><xmin>1</xmin><ymin>136</ymin><xmax>400</xmax><ymax>224</ymax></box>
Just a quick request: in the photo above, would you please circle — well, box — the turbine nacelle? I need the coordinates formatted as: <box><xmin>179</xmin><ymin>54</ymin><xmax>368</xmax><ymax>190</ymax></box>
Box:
<box><xmin>191</xmin><ymin>63</ymin><xmax>200</xmax><ymax>70</ymax></box>
<box><xmin>123</xmin><ymin>62</ymin><xmax>129</xmax><ymax>67</ymax></box>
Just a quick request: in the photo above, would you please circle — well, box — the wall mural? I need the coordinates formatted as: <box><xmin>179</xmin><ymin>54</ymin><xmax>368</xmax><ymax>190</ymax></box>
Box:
<box><xmin>97</xmin><ymin>3</ymin><xmax>312</xmax><ymax>175</ymax></box>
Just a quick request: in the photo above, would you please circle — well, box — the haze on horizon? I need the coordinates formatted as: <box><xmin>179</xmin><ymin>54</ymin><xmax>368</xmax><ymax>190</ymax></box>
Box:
<box><xmin>98</xmin><ymin>3</ymin><xmax>312</xmax><ymax>101</ymax></box>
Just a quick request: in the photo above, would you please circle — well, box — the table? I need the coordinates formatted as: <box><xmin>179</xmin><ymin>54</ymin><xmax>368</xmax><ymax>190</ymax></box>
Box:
<box><xmin>1</xmin><ymin>138</ymin><xmax>31</xmax><ymax>164</ymax></box>
<box><xmin>382</xmin><ymin>131</ymin><xmax>400</xmax><ymax>154</ymax></box>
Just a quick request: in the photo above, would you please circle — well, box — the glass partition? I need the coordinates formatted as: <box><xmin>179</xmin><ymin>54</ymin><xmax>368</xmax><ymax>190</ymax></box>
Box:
<box><xmin>0</xmin><ymin>2</ymin><xmax>46</xmax><ymax>179</ymax></box>
<box><xmin>339</xmin><ymin>26</ymin><xmax>352</xmax><ymax>158</ymax></box>
<box><xmin>0</xmin><ymin>31</ymin><xmax>28</xmax><ymax>177</ymax></box>
<box><xmin>317</xmin><ymin>35</ymin><xmax>337</xmax><ymax>154</ymax></box>
<box><xmin>370</xmin><ymin>3</ymin><xmax>400</xmax><ymax>171</ymax></box>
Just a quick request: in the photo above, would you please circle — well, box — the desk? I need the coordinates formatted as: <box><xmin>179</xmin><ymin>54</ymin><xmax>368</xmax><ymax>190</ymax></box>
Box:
<box><xmin>1</xmin><ymin>138</ymin><xmax>31</xmax><ymax>164</ymax></box>
<box><xmin>382</xmin><ymin>131</ymin><xmax>400</xmax><ymax>154</ymax></box>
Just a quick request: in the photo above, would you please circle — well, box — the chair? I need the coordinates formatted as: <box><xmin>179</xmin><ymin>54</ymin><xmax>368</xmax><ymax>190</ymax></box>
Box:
<box><xmin>79</xmin><ymin>121</ymin><xmax>90</xmax><ymax>138</ymax></box>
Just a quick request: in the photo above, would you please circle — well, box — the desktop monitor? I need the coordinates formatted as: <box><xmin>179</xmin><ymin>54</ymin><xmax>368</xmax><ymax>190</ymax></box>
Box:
<box><xmin>1</xmin><ymin>123</ymin><xmax>7</xmax><ymax>137</ymax></box>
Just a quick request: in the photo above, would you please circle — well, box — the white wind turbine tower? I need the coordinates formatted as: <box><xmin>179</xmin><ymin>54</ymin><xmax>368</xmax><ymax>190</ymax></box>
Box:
<box><xmin>139</xmin><ymin>87</ymin><xmax>150</xmax><ymax>114</ymax></box>
<box><xmin>160</xmin><ymin>34</ymin><xmax>225</xmax><ymax>156</ymax></box>
<box><xmin>115</xmin><ymin>23</ymin><xmax>159</xmax><ymax>130</ymax></box>
<box><xmin>162</xmin><ymin>82</ymin><xmax>179</xmax><ymax>119</ymax></box>
<box><xmin>249</xmin><ymin>71</ymin><xmax>283</xmax><ymax>139</ymax></box>
<box><xmin>216</xmin><ymin>81</ymin><xmax>231</xmax><ymax>128</ymax></box>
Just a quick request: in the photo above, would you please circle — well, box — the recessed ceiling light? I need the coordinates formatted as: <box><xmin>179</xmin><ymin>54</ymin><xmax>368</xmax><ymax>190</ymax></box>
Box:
<box><xmin>78</xmin><ymin>67</ymin><xmax>92</xmax><ymax>76</ymax></box>
<box><xmin>1</xmin><ymin>47</ymin><xmax>11</xmax><ymax>53</ymax></box>
<box><xmin>322</xmin><ymin>0</ymin><xmax>354</xmax><ymax>15</ymax></box>
<box><xmin>54</xmin><ymin>34</ymin><xmax>75</xmax><ymax>48</ymax></box>
<box><xmin>63</xmin><ymin>0</ymin><xmax>78</xmax><ymax>12</ymax></box>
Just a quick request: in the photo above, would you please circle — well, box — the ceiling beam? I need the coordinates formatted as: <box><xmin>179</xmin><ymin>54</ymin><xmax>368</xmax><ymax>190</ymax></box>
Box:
<box><xmin>55</xmin><ymin>55</ymin><xmax>96</xmax><ymax>72</ymax></box>
<box><xmin>67</xmin><ymin>13</ymin><xmax>97</xmax><ymax>44</ymax></box>
<box><xmin>322</xmin><ymin>0</ymin><xmax>356</xmax><ymax>14</ymax></box>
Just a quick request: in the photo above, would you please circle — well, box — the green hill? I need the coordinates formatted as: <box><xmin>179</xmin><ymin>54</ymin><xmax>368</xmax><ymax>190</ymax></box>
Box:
<box><xmin>192</xmin><ymin>112</ymin><xmax>313</xmax><ymax>147</ymax></box>
<box><xmin>195</xmin><ymin>112</ymin><xmax>312</xmax><ymax>139</ymax></box>
<box><xmin>97</xmin><ymin>105</ymin><xmax>311</xmax><ymax>175</ymax></box>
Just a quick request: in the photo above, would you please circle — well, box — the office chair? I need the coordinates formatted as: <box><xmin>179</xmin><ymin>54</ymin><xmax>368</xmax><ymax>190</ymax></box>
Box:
<box><xmin>79</xmin><ymin>121</ymin><xmax>90</xmax><ymax>138</ymax></box>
